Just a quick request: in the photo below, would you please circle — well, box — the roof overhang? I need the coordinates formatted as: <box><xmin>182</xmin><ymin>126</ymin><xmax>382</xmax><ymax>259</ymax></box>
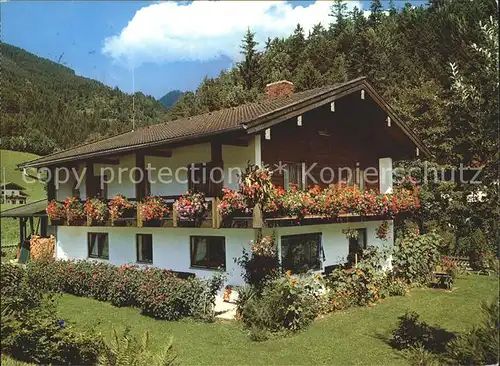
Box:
<box><xmin>18</xmin><ymin>78</ymin><xmax>430</xmax><ymax>169</ymax></box>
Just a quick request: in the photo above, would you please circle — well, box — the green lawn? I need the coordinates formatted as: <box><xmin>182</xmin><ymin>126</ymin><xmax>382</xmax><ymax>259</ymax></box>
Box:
<box><xmin>1</xmin><ymin>149</ymin><xmax>45</xmax><ymax>246</ymax></box>
<box><xmin>51</xmin><ymin>274</ymin><xmax>498</xmax><ymax>365</ymax></box>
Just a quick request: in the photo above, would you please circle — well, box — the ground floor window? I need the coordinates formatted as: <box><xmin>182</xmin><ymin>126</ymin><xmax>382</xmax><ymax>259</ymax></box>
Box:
<box><xmin>136</xmin><ymin>234</ymin><xmax>153</xmax><ymax>263</ymax></box>
<box><xmin>347</xmin><ymin>228</ymin><xmax>367</xmax><ymax>266</ymax></box>
<box><xmin>88</xmin><ymin>233</ymin><xmax>109</xmax><ymax>259</ymax></box>
<box><xmin>190</xmin><ymin>236</ymin><xmax>226</xmax><ymax>270</ymax></box>
<box><xmin>281</xmin><ymin>233</ymin><xmax>322</xmax><ymax>273</ymax></box>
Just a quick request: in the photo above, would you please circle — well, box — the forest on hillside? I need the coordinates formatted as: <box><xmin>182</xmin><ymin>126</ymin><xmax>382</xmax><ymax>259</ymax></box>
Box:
<box><xmin>0</xmin><ymin>43</ymin><xmax>167</xmax><ymax>155</ymax></box>
<box><xmin>168</xmin><ymin>0</ymin><xmax>498</xmax><ymax>249</ymax></box>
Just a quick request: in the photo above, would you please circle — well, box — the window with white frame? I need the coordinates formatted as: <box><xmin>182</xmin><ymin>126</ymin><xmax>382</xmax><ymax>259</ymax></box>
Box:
<box><xmin>136</xmin><ymin>234</ymin><xmax>153</xmax><ymax>263</ymax></box>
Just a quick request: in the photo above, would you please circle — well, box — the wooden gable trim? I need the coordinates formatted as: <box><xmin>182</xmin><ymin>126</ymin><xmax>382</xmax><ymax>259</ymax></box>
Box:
<box><xmin>361</xmin><ymin>83</ymin><xmax>431</xmax><ymax>158</ymax></box>
<box><xmin>245</xmin><ymin>80</ymin><xmax>431</xmax><ymax>158</ymax></box>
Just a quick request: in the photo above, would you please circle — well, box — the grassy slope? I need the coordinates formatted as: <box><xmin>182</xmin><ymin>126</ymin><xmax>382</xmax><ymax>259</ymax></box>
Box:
<box><xmin>0</xmin><ymin>149</ymin><xmax>45</xmax><ymax>246</ymax></box>
<box><xmin>54</xmin><ymin>274</ymin><xmax>498</xmax><ymax>365</ymax></box>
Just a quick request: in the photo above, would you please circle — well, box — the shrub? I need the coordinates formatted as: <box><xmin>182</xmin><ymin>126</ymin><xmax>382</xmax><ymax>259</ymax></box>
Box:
<box><xmin>402</xmin><ymin>343</ymin><xmax>442</xmax><ymax>366</ymax></box>
<box><xmin>391</xmin><ymin>312</ymin><xmax>436</xmax><ymax>350</ymax></box>
<box><xmin>235</xmin><ymin>233</ymin><xmax>280</xmax><ymax>289</ymax></box>
<box><xmin>392</xmin><ymin>232</ymin><xmax>442</xmax><ymax>285</ymax></box>
<box><xmin>136</xmin><ymin>268</ymin><xmax>223</xmax><ymax>321</ymax></box>
<box><xmin>458</xmin><ymin>229</ymin><xmax>493</xmax><ymax>271</ymax></box>
<box><xmin>241</xmin><ymin>274</ymin><xmax>321</xmax><ymax>333</ymax></box>
<box><xmin>109</xmin><ymin>264</ymin><xmax>143</xmax><ymax>307</ymax></box>
<box><xmin>386</xmin><ymin>278</ymin><xmax>409</xmax><ymax>297</ymax></box>
<box><xmin>1</xmin><ymin>262</ymin><xmax>25</xmax><ymax>298</ymax></box>
<box><xmin>446</xmin><ymin>298</ymin><xmax>499</xmax><ymax>365</ymax></box>
<box><xmin>98</xmin><ymin>326</ymin><xmax>178</xmax><ymax>366</ymax></box>
<box><xmin>327</xmin><ymin>247</ymin><xmax>389</xmax><ymax>307</ymax></box>
<box><xmin>1</xmin><ymin>267</ymin><xmax>105</xmax><ymax>365</ymax></box>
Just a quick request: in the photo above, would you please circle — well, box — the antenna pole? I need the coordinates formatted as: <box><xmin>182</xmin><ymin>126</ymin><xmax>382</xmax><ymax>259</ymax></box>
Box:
<box><xmin>132</xmin><ymin>67</ymin><xmax>135</xmax><ymax>131</ymax></box>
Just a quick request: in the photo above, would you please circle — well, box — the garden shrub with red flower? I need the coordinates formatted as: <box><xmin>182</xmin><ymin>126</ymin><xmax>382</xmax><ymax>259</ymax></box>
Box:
<box><xmin>109</xmin><ymin>194</ymin><xmax>135</xmax><ymax>221</ymax></box>
<box><xmin>46</xmin><ymin>200</ymin><xmax>66</xmax><ymax>222</ymax></box>
<box><xmin>140</xmin><ymin>195</ymin><xmax>168</xmax><ymax>222</ymax></box>
<box><xmin>235</xmin><ymin>233</ymin><xmax>279</xmax><ymax>289</ymax></box>
<box><xmin>218</xmin><ymin>187</ymin><xmax>248</xmax><ymax>218</ymax></box>
<box><xmin>64</xmin><ymin>196</ymin><xmax>85</xmax><ymax>224</ymax></box>
<box><xmin>174</xmin><ymin>191</ymin><xmax>208</xmax><ymax>221</ymax></box>
<box><xmin>84</xmin><ymin>197</ymin><xmax>109</xmax><ymax>225</ymax></box>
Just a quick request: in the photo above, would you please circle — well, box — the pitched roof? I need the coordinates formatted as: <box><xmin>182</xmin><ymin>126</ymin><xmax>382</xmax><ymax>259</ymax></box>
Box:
<box><xmin>19</xmin><ymin>77</ymin><xmax>430</xmax><ymax>168</ymax></box>
<box><xmin>1</xmin><ymin>182</ymin><xmax>26</xmax><ymax>190</ymax></box>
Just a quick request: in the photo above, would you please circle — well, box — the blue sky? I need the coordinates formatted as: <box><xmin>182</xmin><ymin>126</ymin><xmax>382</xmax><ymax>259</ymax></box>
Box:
<box><xmin>2</xmin><ymin>1</ymin><xmax>427</xmax><ymax>99</ymax></box>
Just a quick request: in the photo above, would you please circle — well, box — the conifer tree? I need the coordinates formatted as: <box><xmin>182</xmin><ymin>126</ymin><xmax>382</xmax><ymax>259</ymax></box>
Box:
<box><xmin>238</xmin><ymin>28</ymin><xmax>262</xmax><ymax>90</ymax></box>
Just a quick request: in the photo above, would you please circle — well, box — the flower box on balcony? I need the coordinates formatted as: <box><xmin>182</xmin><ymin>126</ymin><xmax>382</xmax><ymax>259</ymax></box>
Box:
<box><xmin>50</xmin><ymin>218</ymin><xmax>66</xmax><ymax>226</ymax></box>
<box><xmin>143</xmin><ymin>219</ymin><xmax>164</xmax><ymax>227</ymax></box>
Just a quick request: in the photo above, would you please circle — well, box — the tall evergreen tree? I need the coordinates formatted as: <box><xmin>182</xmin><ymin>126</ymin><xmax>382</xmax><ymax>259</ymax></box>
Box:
<box><xmin>329</xmin><ymin>0</ymin><xmax>349</xmax><ymax>35</ymax></box>
<box><xmin>368</xmin><ymin>0</ymin><xmax>384</xmax><ymax>25</ymax></box>
<box><xmin>237</xmin><ymin>28</ymin><xmax>262</xmax><ymax>90</ymax></box>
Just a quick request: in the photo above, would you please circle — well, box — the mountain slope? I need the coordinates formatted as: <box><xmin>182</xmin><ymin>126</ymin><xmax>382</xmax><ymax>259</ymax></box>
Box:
<box><xmin>0</xmin><ymin>43</ymin><xmax>167</xmax><ymax>155</ymax></box>
<box><xmin>159</xmin><ymin>90</ymin><xmax>183</xmax><ymax>109</ymax></box>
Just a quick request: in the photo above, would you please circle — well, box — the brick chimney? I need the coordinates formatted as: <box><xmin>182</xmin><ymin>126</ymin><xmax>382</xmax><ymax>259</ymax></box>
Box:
<box><xmin>265</xmin><ymin>80</ymin><xmax>294</xmax><ymax>100</ymax></box>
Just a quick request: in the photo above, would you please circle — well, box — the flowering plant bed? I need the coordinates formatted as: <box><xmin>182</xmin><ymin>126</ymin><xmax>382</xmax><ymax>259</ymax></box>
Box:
<box><xmin>174</xmin><ymin>191</ymin><xmax>208</xmax><ymax>226</ymax></box>
<box><xmin>84</xmin><ymin>197</ymin><xmax>109</xmax><ymax>226</ymax></box>
<box><xmin>139</xmin><ymin>196</ymin><xmax>168</xmax><ymax>226</ymax></box>
<box><xmin>46</xmin><ymin>200</ymin><xmax>66</xmax><ymax>225</ymax></box>
<box><xmin>109</xmin><ymin>194</ymin><xmax>135</xmax><ymax>225</ymax></box>
<box><xmin>64</xmin><ymin>197</ymin><xmax>85</xmax><ymax>225</ymax></box>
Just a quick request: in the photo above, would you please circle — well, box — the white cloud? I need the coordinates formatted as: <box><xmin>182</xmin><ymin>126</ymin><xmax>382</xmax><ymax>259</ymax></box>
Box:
<box><xmin>102</xmin><ymin>1</ymin><xmax>361</xmax><ymax>66</ymax></box>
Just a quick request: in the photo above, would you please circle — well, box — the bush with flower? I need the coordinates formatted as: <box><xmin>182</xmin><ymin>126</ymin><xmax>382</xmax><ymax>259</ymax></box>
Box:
<box><xmin>140</xmin><ymin>196</ymin><xmax>168</xmax><ymax>223</ymax></box>
<box><xmin>84</xmin><ymin>197</ymin><xmax>109</xmax><ymax>225</ymax></box>
<box><xmin>64</xmin><ymin>196</ymin><xmax>85</xmax><ymax>225</ymax></box>
<box><xmin>108</xmin><ymin>194</ymin><xmax>135</xmax><ymax>221</ymax></box>
<box><xmin>240</xmin><ymin>272</ymin><xmax>322</xmax><ymax>335</ymax></box>
<box><xmin>174</xmin><ymin>191</ymin><xmax>208</xmax><ymax>222</ymax></box>
<box><xmin>235</xmin><ymin>233</ymin><xmax>279</xmax><ymax>289</ymax></box>
<box><xmin>46</xmin><ymin>200</ymin><xmax>66</xmax><ymax>223</ymax></box>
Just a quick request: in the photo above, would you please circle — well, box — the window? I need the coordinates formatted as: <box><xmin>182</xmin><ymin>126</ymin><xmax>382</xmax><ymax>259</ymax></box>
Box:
<box><xmin>347</xmin><ymin>229</ymin><xmax>367</xmax><ymax>266</ymax></box>
<box><xmin>88</xmin><ymin>233</ymin><xmax>109</xmax><ymax>259</ymax></box>
<box><xmin>190</xmin><ymin>236</ymin><xmax>226</xmax><ymax>270</ymax></box>
<box><xmin>281</xmin><ymin>233</ymin><xmax>322</xmax><ymax>273</ymax></box>
<box><xmin>136</xmin><ymin>234</ymin><xmax>153</xmax><ymax>263</ymax></box>
<box><xmin>284</xmin><ymin>162</ymin><xmax>307</xmax><ymax>189</ymax></box>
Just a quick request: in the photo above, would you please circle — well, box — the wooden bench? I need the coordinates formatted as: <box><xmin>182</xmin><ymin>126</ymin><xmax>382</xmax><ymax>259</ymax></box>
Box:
<box><xmin>432</xmin><ymin>272</ymin><xmax>453</xmax><ymax>290</ymax></box>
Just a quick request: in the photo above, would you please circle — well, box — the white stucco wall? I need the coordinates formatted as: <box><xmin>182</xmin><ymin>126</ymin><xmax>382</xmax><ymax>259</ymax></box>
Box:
<box><xmin>55</xmin><ymin>220</ymin><xmax>392</xmax><ymax>286</ymax></box>
<box><xmin>273</xmin><ymin>220</ymin><xmax>393</xmax><ymax>270</ymax></box>
<box><xmin>56</xmin><ymin>226</ymin><xmax>254</xmax><ymax>285</ymax></box>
